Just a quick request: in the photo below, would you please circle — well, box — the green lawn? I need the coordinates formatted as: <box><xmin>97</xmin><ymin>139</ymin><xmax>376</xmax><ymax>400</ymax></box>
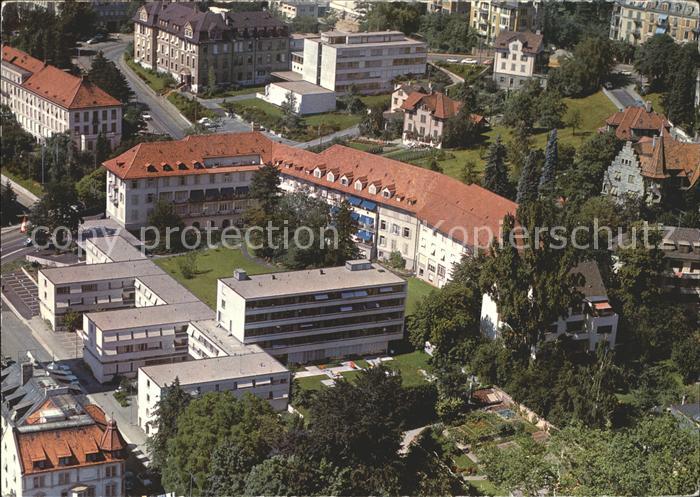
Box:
<box><xmin>360</xmin><ymin>93</ymin><xmax>392</xmax><ymax>108</ymax></box>
<box><xmin>436</xmin><ymin>62</ymin><xmax>486</xmax><ymax>83</ymax></box>
<box><xmin>232</xmin><ymin>98</ymin><xmax>363</xmax><ymax>141</ymax></box>
<box><xmin>402</xmin><ymin>91</ymin><xmax>617</xmax><ymax>181</ymax></box>
<box><xmin>295</xmin><ymin>375</ymin><xmax>327</xmax><ymax>391</ymax></box>
<box><xmin>125</xmin><ymin>57</ymin><xmax>173</xmax><ymax>94</ymax></box>
<box><xmin>406</xmin><ymin>277</ymin><xmax>434</xmax><ymax>315</ymax></box>
<box><xmin>469</xmin><ymin>478</ymin><xmax>507</xmax><ymax>496</ymax></box>
<box><xmin>2</xmin><ymin>170</ymin><xmax>44</xmax><ymax>198</ymax></box>
<box><xmin>387</xmin><ymin>350</ymin><xmax>431</xmax><ymax>387</ymax></box>
<box><xmin>154</xmin><ymin>246</ymin><xmax>274</xmax><ymax>308</ymax></box>
<box><xmin>644</xmin><ymin>92</ymin><xmax>665</xmax><ymax>114</ymax></box>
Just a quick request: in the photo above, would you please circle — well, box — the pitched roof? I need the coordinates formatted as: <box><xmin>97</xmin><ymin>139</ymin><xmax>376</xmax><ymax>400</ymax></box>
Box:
<box><xmin>16</xmin><ymin>405</ymin><xmax>126</xmax><ymax>476</ymax></box>
<box><xmin>135</xmin><ymin>2</ymin><xmax>286</xmax><ymax>43</ymax></box>
<box><xmin>401</xmin><ymin>91</ymin><xmax>486</xmax><ymax>122</ymax></box>
<box><xmin>1</xmin><ymin>45</ymin><xmax>121</xmax><ymax>109</ymax></box>
<box><xmin>104</xmin><ymin>132</ymin><xmax>517</xmax><ymax>248</ymax></box>
<box><xmin>102</xmin><ymin>132</ymin><xmax>272</xmax><ymax>179</ymax></box>
<box><xmin>273</xmin><ymin>142</ymin><xmax>516</xmax><ymax>247</ymax></box>
<box><xmin>634</xmin><ymin>129</ymin><xmax>700</xmax><ymax>188</ymax></box>
<box><xmin>605</xmin><ymin>105</ymin><xmax>669</xmax><ymax>141</ymax></box>
<box><xmin>493</xmin><ymin>30</ymin><xmax>543</xmax><ymax>54</ymax></box>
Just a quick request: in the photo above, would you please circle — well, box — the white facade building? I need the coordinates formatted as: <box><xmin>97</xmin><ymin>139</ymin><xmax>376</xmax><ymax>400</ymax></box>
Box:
<box><xmin>217</xmin><ymin>261</ymin><xmax>407</xmax><ymax>363</ymax></box>
<box><xmin>137</xmin><ymin>351</ymin><xmax>290</xmax><ymax>434</ymax></box>
<box><xmin>301</xmin><ymin>30</ymin><xmax>427</xmax><ymax>95</ymax></box>
<box><xmin>259</xmin><ymin>80</ymin><xmax>336</xmax><ymax>115</ymax></box>
<box><xmin>492</xmin><ymin>30</ymin><xmax>545</xmax><ymax>89</ymax></box>
<box><xmin>2</xmin><ymin>46</ymin><xmax>123</xmax><ymax>152</ymax></box>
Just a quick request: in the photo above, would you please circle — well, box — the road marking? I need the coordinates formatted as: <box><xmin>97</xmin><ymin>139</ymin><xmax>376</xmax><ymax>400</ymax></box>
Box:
<box><xmin>1</xmin><ymin>248</ymin><xmax>26</xmax><ymax>260</ymax></box>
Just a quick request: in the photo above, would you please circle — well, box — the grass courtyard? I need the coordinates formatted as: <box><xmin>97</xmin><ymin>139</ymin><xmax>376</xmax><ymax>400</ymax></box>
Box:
<box><xmin>154</xmin><ymin>246</ymin><xmax>274</xmax><ymax>308</ymax></box>
<box><xmin>389</xmin><ymin>90</ymin><xmax>618</xmax><ymax>181</ymax></box>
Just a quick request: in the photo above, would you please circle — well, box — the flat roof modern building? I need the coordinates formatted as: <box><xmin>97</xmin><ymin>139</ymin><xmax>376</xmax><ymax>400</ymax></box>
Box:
<box><xmin>301</xmin><ymin>30</ymin><xmax>427</xmax><ymax>95</ymax></box>
<box><xmin>137</xmin><ymin>351</ymin><xmax>290</xmax><ymax>434</ymax></box>
<box><xmin>217</xmin><ymin>260</ymin><xmax>407</xmax><ymax>363</ymax></box>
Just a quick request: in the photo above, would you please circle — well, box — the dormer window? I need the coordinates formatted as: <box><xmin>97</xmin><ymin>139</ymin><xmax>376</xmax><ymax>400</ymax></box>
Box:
<box><xmin>354</xmin><ymin>180</ymin><xmax>364</xmax><ymax>191</ymax></box>
<box><xmin>314</xmin><ymin>168</ymin><xmax>322</xmax><ymax>178</ymax></box>
<box><xmin>59</xmin><ymin>456</ymin><xmax>73</xmax><ymax>466</ymax></box>
<box><xmin>139</xmin><ymin>7</ymin><xmax>147</xmax><ymax>22</ymax></box>
<box><xmin>327</xmin><ymin>172</ymin><xmax>335</xmax><ymax>182</ymax></box>
<box><xmin>368</xmin><ymin>184</ymin><xmax>378</xmax><ymax>195</ymax></box>
<box><xmin>146</xmin><ymin>164</ymin><xmax>157</xmax><ymax>173</ymax></box>
<box><xmin>382</xmin><ymin>189</ymin><xmax>392</xmax><ymax>199</ymax></box>
<box><xmin>184</xmin><ymin>23</ymin><xmax>193</xmax><ymax>38</ymax></box>
<box><xmin>340</xmin><ymin>177</ymin><xmax>349</xmax><ymax>186</ymax></box>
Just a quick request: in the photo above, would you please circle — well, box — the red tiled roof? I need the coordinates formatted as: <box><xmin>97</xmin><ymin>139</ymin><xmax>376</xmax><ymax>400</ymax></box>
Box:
<box><xmin>401</xmin><ymin>91</ymin><xmax>461</xmax><ymax>119</ymax></box>
<box><xmin>16</xmin><ymin>405</ymin><xmax>126</xmax><ymax>476</ymax></box>
<box><xmin>401</xmin><ymin>91</ymin><xmax>487</xmax><ymax>123</ymax></box>
<box><xmin>635</xmin><ymin>128</ymin><xmax>700</xmax><ymax>188</ymax></box>
<box><xmin>273</xmin><ymin>142</ymin><xmax>516</xmax><ymax>247</ymax></box>
<box><xmin>493</xmin><ymin>30</ymin><xmax>543</xmax><ymax>54</ymax></box>
<box><xmin>2</xmin><ymin>45</ymin><xmax>45</xmax><ymax>73</ymax></box>
<box><xmin>105</xmin><ymin>132</ymin><xmax>516</xmax><ymax>248</ymax></box>
<box><xmin>1</xmin><ymin>45</ymin><xmax>120</xmax><ymax>109</ymax></box>
<box><xmin>605</xmin><ymin>106</ymin><xmax>669</xmax><ymax>141</ymax></box>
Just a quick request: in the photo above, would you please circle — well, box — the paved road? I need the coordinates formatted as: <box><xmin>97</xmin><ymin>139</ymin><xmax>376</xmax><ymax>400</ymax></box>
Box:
<box><xmin>84</xmin><ymin>36</ymin><xmax>189</xmax><ymax>139</ymax></box>
<box><xmin>609</xmin><ymin>87</ymin><xmax>643</xmax><ymax>109</ymax></box>
<box><xmin>1</xmin><ymin>303</ymin><xmax>51</xmax><ymax>362</ymax></box>
<box><xmin>1</xmin><ymin>226</ymin><xmax>34</xmax><ymax>264</ymax></box>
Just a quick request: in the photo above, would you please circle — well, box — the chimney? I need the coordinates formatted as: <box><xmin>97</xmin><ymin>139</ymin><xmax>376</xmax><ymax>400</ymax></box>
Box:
<box><xmin>21</xmin><ymin>362</ymin><xmax>34</xmax><ymax>385</ymax></box>
<box><xmin>645</xmin><ymin>101</ymin><xmax>652</xmax><ymax>113</ymax></box>
<box><xmin>233</xmin><ymin>268</ymin><xmax>248</xmax><ymax>281</ymax></box>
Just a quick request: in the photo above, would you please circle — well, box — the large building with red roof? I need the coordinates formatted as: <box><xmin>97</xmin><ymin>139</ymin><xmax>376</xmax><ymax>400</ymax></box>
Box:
<box><xmin>1</xmin><ymin>45</ymin><xmax>122</xmax><ymax>152</ymax></box>
<box><xmin>1</xmin><ymin>359</ymin><xmax>126</xmax><ymax>497</ymax></box>
<box><xmin>604</xmin><ymin>103</ymin><xmax>670</xmax><ymax>141</ymax></box>
<box><xmin>103</xmin><ymin>132</ymin><xmax>516</xmax><ymax>288</ymax></box>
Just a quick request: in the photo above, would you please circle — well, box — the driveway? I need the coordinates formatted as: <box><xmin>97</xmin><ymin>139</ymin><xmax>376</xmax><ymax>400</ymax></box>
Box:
<box><xmin>1</xmin><ymin>270</ymin><xmax>39</xmax><ymax>319</ymax></box>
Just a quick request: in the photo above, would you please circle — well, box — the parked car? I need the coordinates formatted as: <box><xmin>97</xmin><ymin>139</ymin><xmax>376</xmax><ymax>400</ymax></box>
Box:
<box><xmin>446</xmin><ymin>58</ymin><xmax>460</xmax><ymax>63</ymax></box>
<box><xmin>460</xmin><ymin>58</ymin><xmax>478</xmax><ymax>65</ymax></box>
<box><xmin>604</xmin><ymin>81</ymin><xmax>614</xmax><ymax>89</ymax></box>
<box><xmin>142</xmin><ymin>113</ymin><xmax>152</xmax><ymax>121</ymax></box>
<box><xmin>482</xmin><ymin>59</ymin><xmax>493</xmax><ymax>65</ymax></box>
<box><xmin>47</xmin><ymin>362</ymin><xmax>71</xmax><ymax>372</ymax></box>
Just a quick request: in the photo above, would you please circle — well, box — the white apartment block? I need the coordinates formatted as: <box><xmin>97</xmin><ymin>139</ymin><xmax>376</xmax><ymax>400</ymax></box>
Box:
<box><xmin>137</xmin><ymin>351</ymin><xmax>290</xmax><ymax>434</ymax></box>
<box><xmin>84</xmin><ymin>236</ymin><xmax>146</xmax><ymax>264</ymax></box>
<box><xmin>301</xmin><ymin>30</ymin><xmax>427</xmax><ymax>94</ymax></box>
<box><xmin>82</xmin><ymin>301</ymin><xmax>213</xmax><ymax>383</ymax></box>
<box><xmin>609</xmin><ymin>0</ymin><xmax>699</xmax><ymax>45</ymax></box>
<box><xmin>492</xmin><ymin>30</ymin><xmax>545</xmax><ymax>89</ymax></box>
<box><xmin>1</xmin><ymin>46</ymin><xmax>123</xmax><ymax>152</ymax></box>
<box><xmin>38</xmin><ymin>260</ymin><xmax>166</xmax><ymax>331</ymax></box>
<box><xmin>216</xmin><ymin>261</ymin><xmax>407</xmax><ymax>364</ymax></box>
<box><xmin>481</xmin><ymin>261</ymin><xmax>619</xmax><ymax>352</ymax></box>
<box><xmin>470</xmin><ymin>0</ymin><xmax>542</xmax><ymax>41</ymax></box>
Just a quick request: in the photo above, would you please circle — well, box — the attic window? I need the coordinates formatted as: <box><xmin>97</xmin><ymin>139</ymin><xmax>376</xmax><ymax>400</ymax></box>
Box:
<box><xmin>162</xmin><ymin>163</ymin><xmax>173</xmax><ymax>171</ymax></box>
<box><xmin>193</xmin><ymin>161</ymin><xmax>204</xmax><ymax>169</ymax></box>
<box><xmin>382</xmin><ymin>189</ymin><xmax>392</xmax><ymax>199</ymax></box>
<box><xmin>314</xmin><ymin>169</ymin><xmax>322</xmax><ymax>178</ymax></box>
<box><xmin>139</xmin><ymin>9</ymin><xmax>147</xmax><ymax>22</ymax></box>
<box><xmin>354</xmin><ymin>180</ymin><xmax>363</xmax><ymax>191</ymax></box>
<box><xmin>146</xmin><ymin>164</ymin><xmax>157</xmax><ymax>172</ymax></box>
<box><xmin>368</xmin><ymin>184</ymin><xmax>378</xmax><ymax>195</ymax></box>
<box><xmin>185</xmin><ymin>26</ymin><xmax>193</xmax><ymax>38</ymax></box>
<box><xmin>177</xmin><ymin>162</ymin><xmax>187</xmax><ymax>170</ymax></box>
<box><xmin>340</xmin><ymin>177</ymin><xmax>349</xmax><ymax>186</ymax></box>
<box><xmin>327</xmin><ymin>172</ymin><xmax>335</xmax><ymax>182</ymax></box>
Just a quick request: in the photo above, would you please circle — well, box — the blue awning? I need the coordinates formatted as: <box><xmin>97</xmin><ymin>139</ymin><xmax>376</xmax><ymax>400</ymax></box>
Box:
<box><xmin>347</xmin><ymin>196</ymin><xmax>362</xmax><ymax>206</ymax></box>
<box><xmin>359</xmin><ymin>215</ymin><xmax>374</xmax><ymax>226</ymax></box>
<box><xmin>356</xmin><ymin>230</ymin><xmax>373</xmax><ymax>242</ymax></box>
<box><xmin>350</xmin><ymin>212</ymin><xmax>360</xmax><ymax>221</ymax></box>
<box><xmin>360</xmin><ymin>199</ymin><xmax>377</xmax><ymax>211</ymax></box>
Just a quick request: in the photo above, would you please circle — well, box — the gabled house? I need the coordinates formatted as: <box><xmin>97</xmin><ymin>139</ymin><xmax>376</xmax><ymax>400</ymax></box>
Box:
<box><xmin>492</xmin><ymin>30</ymin><xmax>545</xmax><ymax>90</ymax></box>
<box><xmin>604</xmin><ymin>103</ymin><xmax>670</xmax><ymax>141</ymax></box>
<box><xmin>1</xmin><ymin>359</ymin><xmax>127</xmax><ymax>497</ymax></box>
<box><xmin>602</xmin><ymin>128</ymin><xmax>700</xmax><ymax>204</ymax></box>
<box><xmin>400</xmin><ymin>91</ymin><xmax>487</xmax><ymax>148</ymax></box>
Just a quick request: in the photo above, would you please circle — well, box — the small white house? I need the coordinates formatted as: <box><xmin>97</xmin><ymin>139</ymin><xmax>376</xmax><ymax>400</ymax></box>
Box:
<box><xmin>259</xmin><ymin>81</ymin><xmax>336</xmax><ymax>115</ymax></box>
